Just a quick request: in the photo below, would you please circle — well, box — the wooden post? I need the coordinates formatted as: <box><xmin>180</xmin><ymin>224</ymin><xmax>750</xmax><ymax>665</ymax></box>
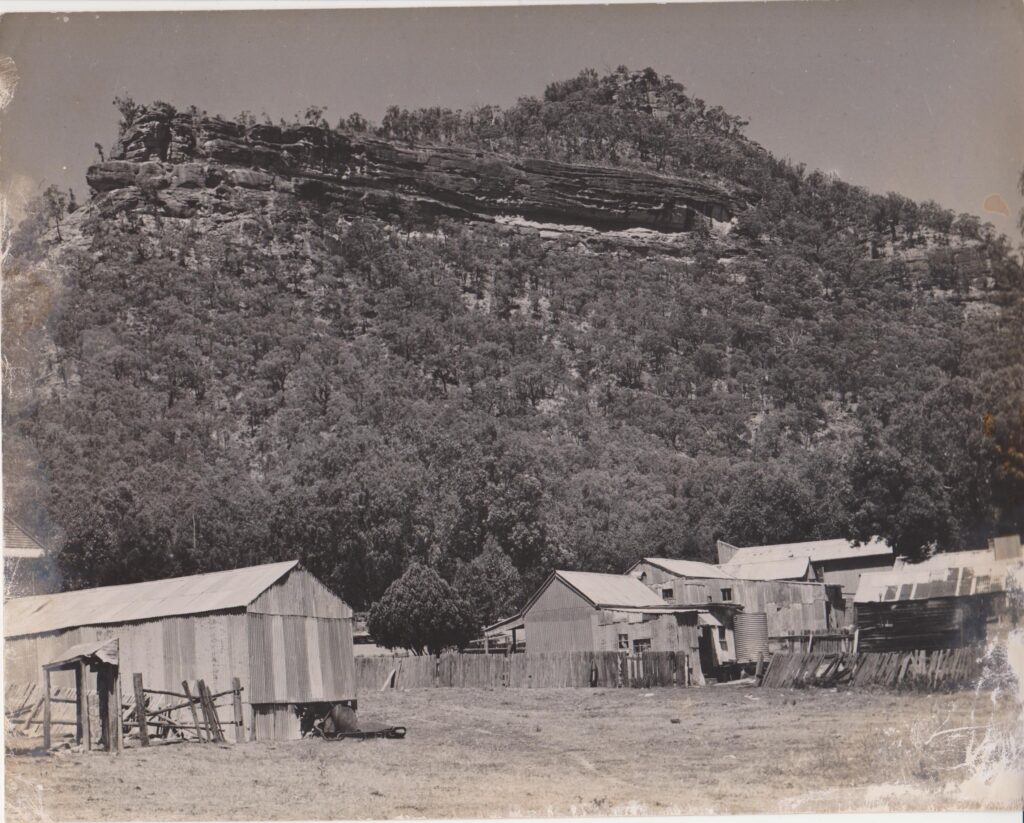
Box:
<box><xmin>852</xmin><ymin>628</ymin><xmax>860</xmax><ymax>655</ymax></box>
<box><xmin>231</xmin><ymin>678</ymin><xmax>244</xmax><ymax>744</ymax></box>
<box><xmin>181</xmin><ymin>680</ymin><xmax>205</xmax><ymax>742</ymax></box>
<box><xmin>755</xmin><ymin>652</ymin><xmax>765</xmax><ymax>679</ymax></box>
<box><xmin>132</xmin><ymin>673</ymin><xmax>150</xmax><ymax>746</ymax></box>
<box><xmin>79</xmin><ymin>661</ymin><xmax>92</xmax><ymax>751</ymax></box>
<box><xmin>97</xmin><ymin>667</ymin><xmax>110</xmax><ymax>751</ymax></box>
<box><xmin>75</xmin><ymin>665</ymin><xmax>84</xmax><ymax>743</ymax></box>
<box><xmin>113</xmin><ymin>669</ymin><xmax>123</xmax><ymax>753</ymax></box>
<box><xmin>43</xmin><ymin>669</ymin><xmax>52</xmax><ymax>750</ymax></box>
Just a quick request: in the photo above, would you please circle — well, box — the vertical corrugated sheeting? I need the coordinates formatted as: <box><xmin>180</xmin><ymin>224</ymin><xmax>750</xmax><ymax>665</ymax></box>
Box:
<box><xmin>251</xmin><ymin>705</ymin><xmax>302</xmax><ymax>741</ymax></box>
<box><xmin>246</xmin><ymin>613</ymin><xmax>355</xmax><ymax>703</ymax></box>
<box><xmin>248</xmin><ymin>569</ymin><xmax>352</xmax><ymax>619</ymax></box>
<box><xmin>523</xmin><ymin>577</ymin><xmax>598</xmax><ymax>652</ymax></box>
<box><xmin>4</xmin><ymin>613</ymin><xmax>249</xmax><ymax>695</ymax></box>
<box><xmin>733</xmin><ymin>612</ymin><xmax>769</xmax><ymax>662</ymax></box>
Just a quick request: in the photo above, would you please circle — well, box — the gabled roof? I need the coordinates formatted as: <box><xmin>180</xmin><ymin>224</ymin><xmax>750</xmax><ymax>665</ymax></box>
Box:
<box><xmin>526</xmin><ymin>570</ymin><xmax>666</xmax><ymax>613</ymax></box>
<box><xmin>629</xmin><ymin>557</ymin><xmax>736</xmax><ymax>580</ymax></box>
<box><xmin>717</xmin><ymin>556</ymin><xmax>812</xmax><ymax>581</ymax></box>
<box><xmin>722</xmin><ymin>537</ymin><xmax>892</xmax><ymax>567</ymax></box>
<box><xmin>4</xmin><ymin>560</ymin><xmax>299</xmax><ymax>638</ymax></box>
<box><xmin>3</xmin><ymin>514</ymin><xmax>49</xmax><ymax>559</ymax></box>
<box><xmin>855</xmin><ymin>551</ymin><xmax>1023</xmax><ymax>603</ymax></box>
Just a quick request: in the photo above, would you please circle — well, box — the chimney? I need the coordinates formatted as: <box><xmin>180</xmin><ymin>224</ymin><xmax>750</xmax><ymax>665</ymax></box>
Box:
<box><xmin>992</xmin><ymin>535</ymin><xmax>1023</xmax><ymax>562</ymax></box>
<box><xmin>717</xmin><ymin>540</ymin><xmax>738</xmax><ymax>565</ymax></box>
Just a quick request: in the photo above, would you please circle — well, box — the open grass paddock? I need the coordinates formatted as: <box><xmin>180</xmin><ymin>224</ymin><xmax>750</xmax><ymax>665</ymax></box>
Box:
<box><xmin>6</xmin><ymin>685</ymin><xmax>1022</xmax><ymax>819</ymax></box>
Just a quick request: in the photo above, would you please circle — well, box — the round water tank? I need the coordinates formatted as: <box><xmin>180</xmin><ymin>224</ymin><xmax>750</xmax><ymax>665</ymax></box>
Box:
<box><xmin>734</xmin><ymin>612</ymin><xmax>769</xmax><ymax>663</ymax></box>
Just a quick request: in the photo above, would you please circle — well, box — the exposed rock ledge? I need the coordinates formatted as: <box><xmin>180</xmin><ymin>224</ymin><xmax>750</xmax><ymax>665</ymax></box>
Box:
<box><xmin>86</xmin><ymin>104</ymin><xmax>750</xmax><ymax>233</ymax></box>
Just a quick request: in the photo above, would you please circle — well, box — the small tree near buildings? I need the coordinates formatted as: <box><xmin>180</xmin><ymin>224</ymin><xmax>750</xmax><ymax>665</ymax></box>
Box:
<box><xmin>367</xmin><ymin>562</ymin><xmax>478</xmax><ymax>655</ymax></box>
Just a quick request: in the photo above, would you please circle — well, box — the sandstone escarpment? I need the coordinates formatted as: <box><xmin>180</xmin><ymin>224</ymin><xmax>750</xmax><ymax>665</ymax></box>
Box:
<box><xmin>86</xmin><ymin>105</ymin><xmax>749</xmax><ymax>234</ymax></box>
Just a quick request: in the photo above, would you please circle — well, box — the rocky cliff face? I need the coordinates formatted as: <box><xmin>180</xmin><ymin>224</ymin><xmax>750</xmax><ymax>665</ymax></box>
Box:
<box><xmin>85</xmin><ymin>104</ymin><xmax>748</xmax><ymax>236</ymax></box>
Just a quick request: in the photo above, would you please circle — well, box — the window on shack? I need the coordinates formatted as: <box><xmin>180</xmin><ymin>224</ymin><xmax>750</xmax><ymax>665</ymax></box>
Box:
<box><xmin>661</xmin><ymin>587</ymin><xmax>674</xmax><ymax>600</ymax></box>
<box><xmin>632</xmin><ymin>638</ymin><xmax>651</xmax><ymax>653</ymax></box>
<box><xmin>717</xmin><ymin>626</ymin><xmax>728</xmax><ymax>650</ymax></box>
<box><xmin>617</xmin><ymin>633</ymin><xmax>629</xmax><ymax>650</ymax></box>
<box><xmin>720</xmin><ymin>588</ymin><xmax>733</xmax><ymax>601</ymax></box>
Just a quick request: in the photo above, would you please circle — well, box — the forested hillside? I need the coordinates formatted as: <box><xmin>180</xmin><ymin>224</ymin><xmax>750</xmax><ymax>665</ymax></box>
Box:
<box><xmin>4</xmin><ymin>67</ymin><xmax>1022</xmax><ymax>622</ymax></box>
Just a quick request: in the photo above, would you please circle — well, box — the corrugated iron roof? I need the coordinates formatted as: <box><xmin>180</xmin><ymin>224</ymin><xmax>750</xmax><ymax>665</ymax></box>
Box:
<box><xmin>3</xmin><ymin>514</ymin><xmax>49</xmax><ymax>559</ymax></box>
<box><xmin>855</xmin><ymin>551</ymin><xmax>1024</xmax><ymax>603</ymax></box>
<box><xmin>724</xmin><ymin>537</ymin><xmax>892</xmax><ymax>567</ymax></box>
<box><xmin>484</xmin><ymin>611</ymin><xmax>526</xmax><ymax>636</ymax></box>
<box><xmin>44</xmin><ymin>638</ymin><xmax>120</xmax><ymax>670</ymax></box>
<box><xmin>635</xmin><ymin>558</ymin><xmax>736</xmax><ymax>579</ymax></box>
<box><xmin>4</xmin><ymin>560</ymin><xmax>299</xmax><ymax>638</ymax></box>
<box><xmin>717</xmin><ymin>556</ymin><xmax>812</xmax><ymax>581</ymax></box>
<box><xmin>555</xmin><ymin>571</ymin><xmax>667</xmax><ymax>608</ymax></box>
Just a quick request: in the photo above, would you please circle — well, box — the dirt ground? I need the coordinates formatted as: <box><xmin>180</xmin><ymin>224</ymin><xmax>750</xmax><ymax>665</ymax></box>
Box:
<box><xmin>5</xmin><ymin>685</ymin><xmax>1023</xmax><ymax>820</ymax></box>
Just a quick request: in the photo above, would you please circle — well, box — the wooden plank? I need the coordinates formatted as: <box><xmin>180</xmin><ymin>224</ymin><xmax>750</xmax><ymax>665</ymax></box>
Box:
<box><xmin>198</xmin><ymin>679</ymin><xmax>225</xmax><ymax>743</ymax></box>
<box><xmin>79</xmin><ymin>661</ymin><xmax>92</xmax><ymax>751</ymax></box>
<box><xmin>43</xmin><ymin>670</ymin><xmax>51</xmax><ymax>750</ymax></box>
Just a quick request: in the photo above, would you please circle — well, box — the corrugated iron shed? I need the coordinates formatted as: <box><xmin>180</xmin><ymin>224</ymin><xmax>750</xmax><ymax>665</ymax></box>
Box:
<box><xmin>722</xmin><ymin>537</ymin><xmax>892</xmax><ymax>566</ymax></box>
<box><xmin>4</xmin><ymin>560</ymin><xmax>299</xmax><ymax>638</ymax></box>
<box><xmin>630</xmin><ymin>558</ymin><xmax>736</xmax><ymax>579</ymax></box>
<box><xmin>3</xmin><ymin>515</ymin><xmax>49</xmax><ymax>559</ymax></box>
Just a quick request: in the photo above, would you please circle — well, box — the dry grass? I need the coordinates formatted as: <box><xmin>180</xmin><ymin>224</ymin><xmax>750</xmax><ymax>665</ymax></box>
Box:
<box><xmin>5</xmin><ymin>685</ymin><xmax>1022</xmax><ymax>820</ymax></box>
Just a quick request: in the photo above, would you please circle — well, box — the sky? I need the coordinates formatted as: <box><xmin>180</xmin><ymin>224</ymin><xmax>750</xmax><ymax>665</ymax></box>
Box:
<box><xmin>1</xmin><ymin>0</ymin><xmax>1022</xmax><ymax>237</ymax></box>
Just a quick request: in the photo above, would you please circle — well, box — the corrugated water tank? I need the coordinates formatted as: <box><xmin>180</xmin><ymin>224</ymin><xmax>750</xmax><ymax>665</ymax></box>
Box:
<box><xmin>734</xmin><ymin>612</ymin><xmax>769</xmax><ymax>662</ymax></box>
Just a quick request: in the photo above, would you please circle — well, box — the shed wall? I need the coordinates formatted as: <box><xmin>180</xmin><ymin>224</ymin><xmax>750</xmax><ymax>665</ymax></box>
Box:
<box><xmin>5</xmin><ymin>612</ymin><xmax>249</xmax><ymax>693</ymax></box>
<box><xmin>856</xmin><ymin>596</ymin><xmax>992</xmax><ymax>651</ymax></box>
<box><xmin>248</xmin><ymin>568</ymin><xmax>352</xmax><ymax>619</ymax></box>
<box><xmin>246</xmin><ymin>613</ymin><xmax>355</xmax><ymax>703</ymax></box>
<box><xmin>523</xmin><ymin>577</ymin><xmax>597</xmax><ymax>652</ymax></box>
<box><xmin>663</xmin><ymin>578</ymin><xmax>830</xmax><ymax>636</ymax></box>
<box><xmin>818</xmin><ymin>558</ymin><xmax>894</xmax><ymax>597</ymax></box>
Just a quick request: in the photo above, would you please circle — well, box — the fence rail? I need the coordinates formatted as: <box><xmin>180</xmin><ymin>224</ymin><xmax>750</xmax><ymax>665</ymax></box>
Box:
<box><xmin>356</xmin><ymin>651</ymin><xmax>696</xmax><ymax>690</ymax></box>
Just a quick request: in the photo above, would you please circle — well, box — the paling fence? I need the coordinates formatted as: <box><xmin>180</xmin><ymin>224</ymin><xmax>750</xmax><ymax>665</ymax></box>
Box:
<box><xmin>760</xmin><ymin>647</ymin><xmax>985</xmax><ymax>690</ymax></box>
<box><xmin>356</xmin><ymin>651</ymin><xmax>696</xmax><ymax>690</ymax></box>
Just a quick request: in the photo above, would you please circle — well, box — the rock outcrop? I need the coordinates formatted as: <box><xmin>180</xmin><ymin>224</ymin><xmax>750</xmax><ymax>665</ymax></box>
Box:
<box><xmin>86</xmin><ymin>105</ymin><xmax>749</xmax><ymax>234</ymax></box>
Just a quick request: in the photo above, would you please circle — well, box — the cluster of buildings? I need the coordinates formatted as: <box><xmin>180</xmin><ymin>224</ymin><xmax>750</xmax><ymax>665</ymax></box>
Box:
<box><xmin>2</xmin><ymin>511</ymin><xmax>1021</xmax><ymax>739</ymax></box>
<box><xmin>483</xmin><ymin>534</ymin><xmax>1023</xmax><ymax>682</ymax></box>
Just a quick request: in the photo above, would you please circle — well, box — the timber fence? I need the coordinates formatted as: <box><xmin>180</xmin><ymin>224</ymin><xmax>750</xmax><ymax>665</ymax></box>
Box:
<box><xmin>760</xmin><ymin>647</ymin><xmax>984</xmax><ymax>691</ymax></box>
<box><xmin>356</xmin><ymin>650</ymin><xmax>697</xmax><ymax>690</ymax></box>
